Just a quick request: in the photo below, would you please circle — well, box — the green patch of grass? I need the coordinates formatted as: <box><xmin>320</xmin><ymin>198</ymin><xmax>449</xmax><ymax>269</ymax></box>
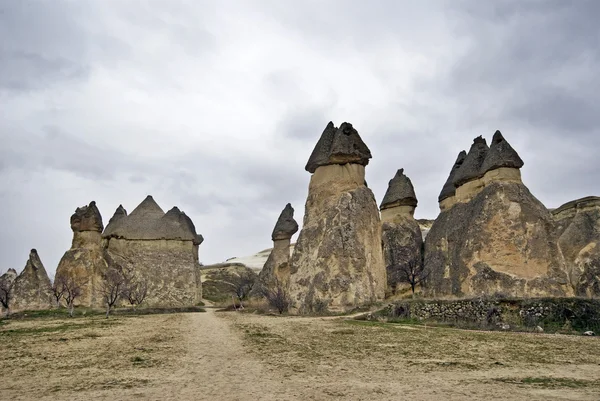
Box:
<box><xmin>331</xmin><ymin>329</ymin><xmax>355</xmax><ymax>335</ymax></box>
<box><xmin>494</xmin><ymin>377</ymin><xmax>600</xmax><ymax>388</ymax></box>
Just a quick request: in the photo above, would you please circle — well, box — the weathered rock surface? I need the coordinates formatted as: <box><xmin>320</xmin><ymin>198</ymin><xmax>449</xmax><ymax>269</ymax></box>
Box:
<box><xmin>11</xmin><ymin>250</ymin><xmax>53</xmax><ymax>311</ymax></box>
<box><xmin>290</xmin><ymin>123</ymin><xmax>385</xmax><ymax>313</ymax></box>
<box><xmin>71</xmin><ymin>201</ymin><xmax>104</xmax><ymax>233</ymax></box>
<box><xmin>56</xmin><ymin>201</ymin><xmax>108</xmax><ymax>307</ymax></box>
<box><xmin>481</xmin><ymin>130</ymin><xmax>524</xmax><ymax>173</ymax></box>
<box><xmin>200</xmin><ymin>263</ymin><xmax>257</xmax><ymax>303</ymax></box>
<box><xmin>426</xmin><ymin>133</ymin><xmax>570</xmax><ymax>298</ymax></box>
<box><xmin>258</xmin><ymin>204</ymin><xmax>298</xmax><ymax>290</ymax></box>
<box><xmin>102</xmin><ymin>205</ymin><xmax>127</xmax><ymax>237</ymax></box>
<box><xmin>380</xmin><ymin>169</ymin><xmax>418</xmax><ymax>210</ymax></box>
<box><xmin>554</xmin><ymin>196</ymin><xmax>600</xmax><ymax>297</ymax></box>
<box><xmin>305</xmin><ymin>122</ymin><xmax>372</xmax><ymax>173</ymax></box>
<box><xmin>380</xmin><ymin>169</ymin><xmax>423</xmax><ymax>295</ymax></box>
<box><xmin>438</xmin><ymin>150</ymin><xmax>466</xmax><ymax>206</ymax></box>
<box><xmin>425</xmin><ymin>181</ymin><xmax>570</xmax><ymax>298</ymax></box>
<box><xmin>103</xmin><ymin>196</ymin><xmax>202</xmax><ymax>306</ymax></box>
<box><xmin>453</xmin><ymin>136</ymin><xmax>489</xmax><ymax>187</ymax></box>
<box><xmin>0</xmin><ymin>269</ymin><xmax>17</xmax><ymax>314</ymax></box>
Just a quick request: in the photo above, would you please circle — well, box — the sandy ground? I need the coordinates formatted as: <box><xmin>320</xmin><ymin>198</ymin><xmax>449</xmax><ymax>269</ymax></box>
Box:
<box><xmin>1</xmin><ymin>308</ymin><xmax>599</xmax><ymax>400</ymax></box>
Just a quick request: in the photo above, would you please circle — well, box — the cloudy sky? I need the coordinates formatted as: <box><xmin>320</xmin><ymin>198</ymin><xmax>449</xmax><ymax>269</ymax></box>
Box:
<box><xmin>1</xmin><ymin>0</ymin><xmax>599</xmax><ymax>276</ymax></box>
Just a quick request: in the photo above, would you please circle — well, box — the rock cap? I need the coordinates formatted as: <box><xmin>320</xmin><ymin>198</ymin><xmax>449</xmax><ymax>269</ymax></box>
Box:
<box><xmin>439</xmin><ymin>150</ymin><xmax>467</xmax><ymax>202</ymax></box>
<box><xmin>272</xmin><ymin>203</ymin><xmax>299</xmax><ymax>241</ymax></box>
<box><xmin>380</xmin><ymin>168</ymin><xmax>418</xmax><ymax>210</ymax></box>
<box><xmin>305</xmin><ymin>122</ymin><xmax>372</xmax><ymax>173</ymax></box>
<box><xmin>453</xmin><ymin>136</ymin><xmax>489</xmax><ymax>187</ymax></box>
<box><xmin>103</xmin><ymin>205</ymin><xmax>127</xmax><ymax>237</ymax></box>
<box><xmin>481</xmin><ymin>130</ymin><xmax>524</xmax><ymax>173</ymax></box>
<box><xmin>70</xmin><ymin>201</ymin><xmax>104</xmax><ymax>233</ymax></box>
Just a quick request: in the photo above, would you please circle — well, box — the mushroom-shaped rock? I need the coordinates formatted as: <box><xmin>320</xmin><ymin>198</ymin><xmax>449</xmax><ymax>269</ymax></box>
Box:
<box><xmin>70</xmin><ymin>201</ymin><xmax>104</xmax><ymax>232</ymax></box>
<box><xmin>438</xmin><ymin>151</ymin><xmax>467</xmax><ymax>202</ymax></box>
<box><xmin>103</xmin><ymin>205</ymin><xmax>127</xmax><ymax>237</ymax></box>
<box><xmin>305</xmin><ymin>122</ymin><xmax>372</xmax><ymax>173</ymax></box>
<box><xmin>453</xmin><ymin>136</ymin><xmax>489</xmax><ymax>187</ymax></box>
<box><xmin>481</xmin><ymin>130</ymin><xmax>524</xmax><ymax>174</ymax></box>
<box><xmin>272</xmin><ymin>203</ymin><xmax>299</xmax><ymax>241</ymax></box>
<box><xmin>380</xmin><ymin>169</ymin><xmax>418</xmax><ymax>210</ymax></box>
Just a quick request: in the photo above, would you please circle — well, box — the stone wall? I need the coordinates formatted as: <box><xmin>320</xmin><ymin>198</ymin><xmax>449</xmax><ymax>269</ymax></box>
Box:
<box><xmin>373</xmin><ymin>297</ymin><xmax>600</xmax><ymax>333</ymax></box>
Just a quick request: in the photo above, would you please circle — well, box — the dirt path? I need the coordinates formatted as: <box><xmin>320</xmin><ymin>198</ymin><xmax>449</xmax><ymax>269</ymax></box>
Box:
<box><xmin>153</xmin><ymin>308</ymin><xmax>299</xmax><ymax>400</ymax></box>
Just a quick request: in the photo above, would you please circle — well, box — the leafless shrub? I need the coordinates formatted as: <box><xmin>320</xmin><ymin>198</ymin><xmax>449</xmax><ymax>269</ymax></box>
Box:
<box><xmin>100</xmin><ymin>267</ymin><xmax>126</xmax><ymax>318</ymax></box>
<box><xmin>122</xmin><ymin>273</ymin><xmax>149</xmax><ymax>310</ymax></box>
<box><xmin>52</xmin><ymin>275</ymin><xmax>67</xmax><ymax>308</ymax></box>
<box><xmin>62</xmin><ymin>273</ymin><xmax>85</xmax><ymax>317</ymax></box>
<box><xmin>388</xmin><ymin>257</ymin><xmax>430</xmax><ymax>295</ymax></box>
<box><xmin>230</xmin><ymin>271</ymin><xmax>256</xmax><ymax>310</ymax></box>
<box><xmin>259</xmin><ymin>278</ymin><xmax>289</xmax><ymax>314</ymax></box>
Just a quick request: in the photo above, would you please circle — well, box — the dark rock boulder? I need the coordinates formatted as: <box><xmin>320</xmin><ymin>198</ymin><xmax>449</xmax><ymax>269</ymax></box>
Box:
<box><xmin>481</xmin><ymin>130</ymin><xmax>524</xmax><ymax>174</ymax></box>
<box><xmin>380</xmin><ymin>169</ymin><xmax>418</xmax><ymax>209</ymax></box>
<box><xmin>453</xmin><ymin>136</ymin><xmax>489</xmax><ymax>187</ymax></box>
<box><xmin>305</xmin><ymin>122</ymin><xmax>372</xmax><ymax>173</ymax></box>
<box><xmin>70</xmin><ymin>201</ymin><xmax>104</xmax><ymax>232</ymax></box>
<box><xmin>271</xmin><ymin>203</ymin><xmax>299</xmax><ymax>241</ymax></box>
<box><xmin>438</xmin><ymin>151</ymin><xmax>466</xmax><ymax>202</ymax></box>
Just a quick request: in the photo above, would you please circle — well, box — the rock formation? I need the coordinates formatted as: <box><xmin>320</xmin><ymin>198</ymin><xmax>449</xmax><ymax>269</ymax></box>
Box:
<box><xmin>425</xmin><ymin>131</ymin><xmax>570</xmax><ymax>298</ymax></box>
<box><xmin>380</xmin><ymin>169</ymin><xmax>424</xmax><ymax>296</ymax></box>
<box><xmin>200</xmin><ymin>262</ymin><xmax>258</xmax><ymax>303</ymax></box>
<box><xmin>102</xmin><ymin>196</ymin><xmax>203</xmax><ymax>306</ymax></box>
<box><xmin>0</xmin><ymin>268</ymin><xmax>17</xmax><ymax>314</ymax></box>
<box><xmin>288</xmin><ymin>122</ymin><xmax>386</xmax><ymax>313</ymax></box>
<box><xmin>553</xmin><ymin>196</ymin><xmax>600</xmax><ymax>297</ymax></box>
<box><xmin>11</xmin><ymin>249</ymin><xmax>53</xmax><ymax>311</ymax></box>
<box><xmin>55</xmin><ymin>201</ymin><xmax>108</xmax><ymax>307</ymax></box>
<box><xmin>258</xmin><ymin>203</ymin><xmax>298</xmax><ymax>289</ymax></box>
<box><xmin>438</xmin><ymin>151</ymin><xmax>466</xmax><ymax>211</ymax></box>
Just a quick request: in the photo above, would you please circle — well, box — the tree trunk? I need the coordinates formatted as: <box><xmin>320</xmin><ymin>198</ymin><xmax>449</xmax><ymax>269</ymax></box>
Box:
<box><xmin>106</xmin><ymin>305</ymin><xmax>110</xmax><ymax>319</ymax></box>
<box><xmin>69</xmin><ymin>303</ymin><xmax>74</xmax><ymax>317</ymax></box>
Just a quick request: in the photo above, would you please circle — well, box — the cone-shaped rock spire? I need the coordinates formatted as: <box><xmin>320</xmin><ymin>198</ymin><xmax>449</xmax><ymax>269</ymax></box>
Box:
<box><xmin>272</xmin><ymin>203</ymin><xmax>299</xmax><ymax>241</ymax></box>
<box><xmin>11</xmin><ymin>249</ymin><xmax>53</xmax><ymax>310</ymax></box>
<box><xmin>481</xmin><ymin>130</ymin><xmax>524</xmax><ymax>174</ymax></box>
<box><xmin>305</xmin><ymin>122</ymin><xmax>372</xmax><ymax>173</ymax></box>
<box><xmin>70</xmin><ymin>201</ymin><xmax>103</xmax><ymax>232</ymax></box>
<box><xmin>380</xmin><ymin>169</ymin><xmax>418</xmax><ymax>210</ymax></box>
<box><xmin>453</xmin><ymin>136</ymin><xmax>489</xmax><ymax>187</ymax></box>
<box><xmin>103</xmin><ymin>205</ymin><xmax>127</xmax><ymax>236</ymax></box>
<box><xmin>438</xmin><ymin>151</ymin><xmax>467</xmax><ymax>202</ymax></box>
<box><xmin>105</xmin><ymin>195</ymin><xmax>165</xmax><ymax>239</ymax></box>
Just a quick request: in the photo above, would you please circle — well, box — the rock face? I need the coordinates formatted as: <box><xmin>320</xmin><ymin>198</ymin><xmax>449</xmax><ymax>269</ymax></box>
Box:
<box><xmin>289</xmin><ymin>122</ymin><xmax>386</xmax><ymax>313</ymax></box>
<box><xmin>425</xmin><ymin>132</ymin><xmax>570</xmax><ymax>298</ymax></box>
<box><xmin>0</xmin><ymin>269</ymin><xmax>17</xmax><ymax>314</ymax></box>
<box><xmin>56</xmin><ymin>201</ymin><xmax>108</xmax><ymax>307</ymax></box>
<box><xmin>553</xmin><ymin>196</ymin><xmax>600</xmax><ymax>297</ymax></box>
<box><xmin>258</xmin><ymin>204</ymin><xmax>299</xmax><ymax>289</ymax></box>
<box><xmin>438</xmin><ymin>151</ymin><xmax>466</xmax><ymax>211</ymax></box>
<box><xmin>11</xmin><ymin>250</ymin><xmax>53</xmax><ymax>311</ymax></box>
<box><xmin>305</xmin><ymin>122</ymin><xmax>372</xmax><ymax>173</ymax></box>
<box><xmin>200</xmin><ymin>263</ymin><xmax>258</xmax><ymax>303</ymax></box>
<box><xmin>103</xmin><ymin>196</ymin><xmax>202</xmax><ymax>306</ymax></box>
<box><xmin>380</xmin><ymin>169</ymin><xmax>423</xmax><ymax>296</ymax></box>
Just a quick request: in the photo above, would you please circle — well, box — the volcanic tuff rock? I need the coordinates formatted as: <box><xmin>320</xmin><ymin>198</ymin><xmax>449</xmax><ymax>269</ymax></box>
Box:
<box><xmin>71</xmin><ymin>201</ymin><xmax>104</xmax><ymax>233</ymax></box>
<box><xmin>380</xmin><ymin>169</ymin><xmax>423</xmax><ymax>295</ymax></box>
<box><xmin>11</xmin><ymin>249</ymin><xmax>53</xmax><ymax>311</ymax></box>
<box><xmin>425</xmin><ymin>133</ymin><xmax>570</xmax><ymax>298</ymax></box>
<box><xmin>380</xmin><ymin>169</ymin><xmax>418</xmax><ymax>210</ymax></box>
<box><xmin>481</xmin><ymin>130</ymin><xmax>524</xmax><ymax>173</ymax></box>
<box><xmin>103</xmin><ymin>196</ymin><xmax>202</xmax><ymax>306</ymax></box>
<box><xmin>453</xmin><ymin>136</ymin><xmax>489</xmax><ymax>187</ymax></box>
<box><xmin>289</xmin><ymin>122</ymin><xmax>386</xmax><ymax>313</ymax></box>
<box><xmin>258</xmin><ymin>204</ymin><xmax>298</xmax><ymax>290</ymax></box>
<box><xmin>554</xmin><ymin>196</ymin><xmax>600</xmax><ymax>297</ymax></box>
<box><xmin>305</xmin><ymin>122</ymin><xmax>372</xmax><ymax>173</ymax></box>
<box><xmin>200</xmin><ymin>263</ymin><xmax>257</xmax><ymax>303</ymax></box>
<box><xmin>271</xmin><ymin>203</ymin><xmax>299</xmax><ymax>241</ymax></box>
<box><xmin>56</xmin><ymin>201</ymin><xmax>108</xmax><ymax>307</ymax></box>
<box><xmin>102</xmin><ymin>205</ymin><xmax>127</xmax><ymax>237</ymax></box>
<box><xmin>438</xmin><ymin>151</ymin><xmax>467</xmax><ymax>202</ymax></box>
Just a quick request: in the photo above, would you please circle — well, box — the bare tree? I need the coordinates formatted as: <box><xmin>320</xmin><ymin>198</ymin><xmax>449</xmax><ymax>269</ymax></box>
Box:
<box><xmin>0</xmin><ymin>276</ymin><xmax>13</xmax><ymax>317</ymax></box>
<box><xmin>100</xmin><ymin>267</ymin><xmax>126</xmax><ymax>318</ymax></box>
<box><xmin>122</xmin><ymin>273</ymin><xmax>149</xmax><ymax>311</ymax></box>
<box><xmin>52</xmin><ymin>275</ymin><xmax>67</xmax><ymax>308</ymax></box>
<box><xmin>259</xmin><ymin>278</ymin><xmax>289</xmax><ymax>314</ymax></box>
<box><xmin>63</xmin><ymin>274</ymin><xmax>85</xmax><ymax>317</ymax></box>
<box><xmin>389</xmin><ymin>257</ymin><xmax>430</xmax><ymax>295</ymax></box>
<box><xmin>230</xmin><ymin>271</ymin><xmax>256</xmax><ymax>310</ymax></box>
